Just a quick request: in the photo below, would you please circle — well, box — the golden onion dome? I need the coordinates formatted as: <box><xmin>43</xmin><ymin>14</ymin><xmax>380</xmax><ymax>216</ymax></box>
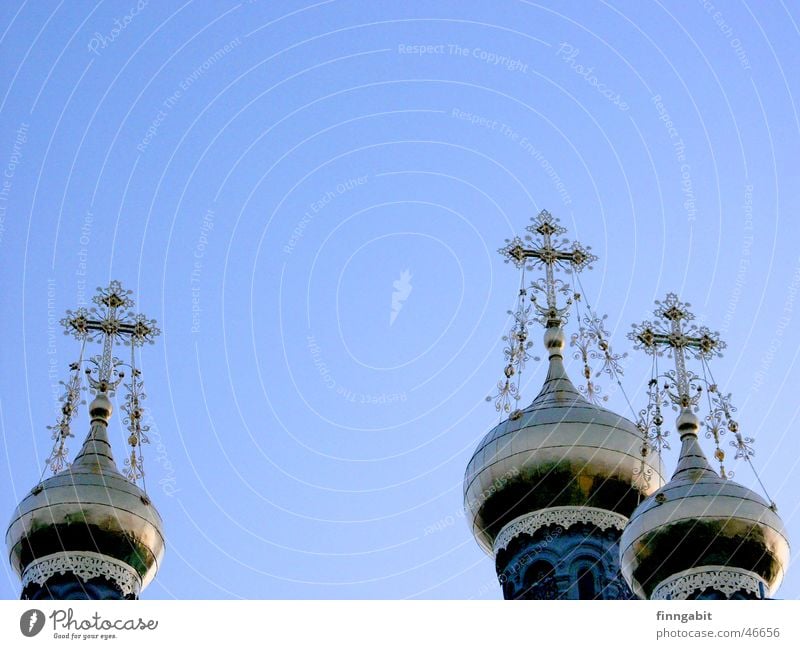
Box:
<box><xmin>620</xmin><ymin>409</ymin><xmax>790</xmax><ymax>600</ymax></box>
<box><xmin>464</xmin><ymin>326</ymin><xmax>666</xmax><ymax>554</ymax></box>
<box><xmin>6</xmin><ymin>394</ymin><xmax>165</xmax><ymax>598</ymax></box>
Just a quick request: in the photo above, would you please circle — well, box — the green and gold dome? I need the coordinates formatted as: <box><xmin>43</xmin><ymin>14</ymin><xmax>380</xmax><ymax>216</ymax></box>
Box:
<box><xmin>620</xmin><ymin>408</ymin><xmax>789</xmax><ymax>600</ymax></box>
<box><xmin>619</xmin><ymin>293</ymin><xmax>790</xmax><ymax>600</ymax></box>
<box><xmin>5</xmin><ymin>281</ymin><xmax>164</xmax><ymax>600</ymax></box>
<box><xmin>7</xmin><ymin>394</ymin><xmax>165</xmax><ymax>599</ymax></box>
<box><xmin>464</xmin><ymin>326</ymin><xmax>666</xmax><ymax>554</ymax></box>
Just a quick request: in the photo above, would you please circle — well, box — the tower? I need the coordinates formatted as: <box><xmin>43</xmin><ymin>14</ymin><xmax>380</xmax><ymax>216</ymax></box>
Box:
<box><xmin>464</xmin><ymin>210</ymin><xmax>665</xmax><ymax>599</ymax></box>
<box><xmin>6</xmin><ymin>281</ymin><xmax>165</xmax><ymax>600</ymax></box>
<box><xmin>620</xmin><ymin>294</ymin><xmax>790</xmax><ymax>599</ymax></box>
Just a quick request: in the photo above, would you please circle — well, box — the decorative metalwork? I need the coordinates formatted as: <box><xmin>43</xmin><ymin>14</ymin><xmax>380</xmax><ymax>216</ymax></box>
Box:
<box><xmin>571</xmin><ymin>327</ymin><xmax>605</xmax><ymax>404</ymax></box>
<box><xmin>731</xmin><ymin>432</ymin><xmax>756</xmax><ymax>460</ymax></box>
<box><xmin>45</xmin><ymin>357</ymin><xmax>85</xmax><ymax>474</ymax></box>
<box><xmin>582</xmin><ymin>310</ymin><xmax>627</xmax><ymax>378</ymax></box>
<box><xmin>629</xmin><ymin>294</ymin><xmax>725</xmax><ymax>412</ymax></box>
<box><xmin>494</xmin><ymin>507</ymin><xmax>628</xmax><ymax>554</ymax></box>
<box><xmin>702</xmin><ymin>379</ymin><xmax>732</xmax><ymax>478</ymax></box>
<box><xmin>61</xmin><ymin>280</ymin><xmax>160</xmax><ymax>395</ymax></box>
<box><xmin>632</xmin><ymin>442</ymin><xmax>654</xmax><ymax>493</ymax></box>
<box><xmin>21</xmin><ymin>551</ymin><xmax>142</xmax><ymax>598</ymax></box>
<box><xmin>703</xmin><ymin>376</ymin><xmax>754</xmax><ymax>462</ymax></box>
<box><xmin>83</xmin><ymin>353</ymin><xmax>125</xmax><ymax>395</ymax></box>
<box><xmin>630</xmin><ymin>368</ymin><xmax>668</xmax><ymax>493</ymax></box>
<box><xmin>638</xmin><ymin>378</ymin><xmax>670</xmax><ymax>454</ymax></box>
<box><xmin>528</xmin><ymin>278</ymin><xmax>573</xmax><ymax>327</ymax></box>
<box><xmin>487</xmin><ymin>286</ymin><xmax>535</xmax><ymax>415</ymax></box>
<box><xmin>52</xmin><ymin>281</ymin><xmax>160</xmax><ymax>484</ymax></box>
<box><xmin>570</xmin><ymin>304</ymin><xmax>627</xmax><ymax>405</ymax></box>
<box><xmin>122</xmin><ymin>367</ymin><xmax>150</xmax><ymax>482</ymax></box>
<box><xmin>629</xmin><ymin>293</ymin><xmax>774</xmax><ymax>500</ymax></box>
<box><xmin>499</xmin><ymin>210</ymin><xmax>597</xmax><ymax>328</ymax></box>
<box><xmin>490</xmin><ymin>210</ymin><xmax>598</xmax><ymax>412</ymax></box>
<box><xmin>651</xmin><ymin>565</ymin><xmax>766</xmax><ymax>600</ymax></box>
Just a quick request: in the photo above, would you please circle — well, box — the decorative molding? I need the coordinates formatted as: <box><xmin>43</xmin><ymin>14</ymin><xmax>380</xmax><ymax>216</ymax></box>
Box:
<box><xmin>21</xmin><ymin>551</ymin><xmax>142</xmax><ymax>597</ymax></box>
<box><xmin>493</xmin><ymin>506</ymin><xmax>628</xmax><ymax>554</ymax></box>
<box><xmin>651</xmin><ymin>565</ymin><xmax>767</xmax><ymax>600</ymax></box>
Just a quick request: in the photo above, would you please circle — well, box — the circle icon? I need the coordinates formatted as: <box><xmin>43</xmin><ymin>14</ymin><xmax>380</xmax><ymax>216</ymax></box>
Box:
<box><xmin>20</xmin><ymin>609</ymin><xmax>45</xmax><ymax>637</ymax></box>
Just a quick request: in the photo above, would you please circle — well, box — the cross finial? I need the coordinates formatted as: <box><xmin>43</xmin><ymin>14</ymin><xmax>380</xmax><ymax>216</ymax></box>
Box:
<box><xmin>499</xmin><ymin>210</ymin><xmax>597</xmax><ymax>327</ymax></box>
<box><xmin>629</xmin><ymin>293</ymin><xmax>739</xmax><ymax>478</ymax></box>
<box><xmin>61</xmin><ymin>280</ymin><xmax>160</xmax><ymax>395</ymax></box>
<box><xmin>488</xmin><ymin>210</ymin><xmax>599</xmax><ymax>416</ymax></box>
<box><xmin>628</xmin><ymin>293</ymin><xmax>724</xmax><ymax>410</ymax></box>
<box><xmin>629</xmin><ymin>293</ymin><xmax>768</xmax><ymax>490</ymax></box>
<box><xmin>46</xmin><ymin>281</ymin><xmax>160</xmax><ymax>483</ymax></box>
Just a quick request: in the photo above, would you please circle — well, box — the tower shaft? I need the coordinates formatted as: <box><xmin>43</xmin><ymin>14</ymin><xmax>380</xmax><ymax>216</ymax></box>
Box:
<box><xmin>495</xmin><ymin>514</ymin><xmax>633</xmax><ymax>600</ymax></box>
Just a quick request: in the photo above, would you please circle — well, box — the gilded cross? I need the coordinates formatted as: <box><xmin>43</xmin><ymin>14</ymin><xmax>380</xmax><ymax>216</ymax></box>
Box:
<box><xmin>499</xmin><ymin>209</ymin><xmax>597</xmax><ymax>327</ymax></box>
<box><xmin>61</xmin><ymin>280</ymin><xmax>160</xmax><ymax>394</ymax></box>
<box><xmin>47</xmin><ymin>280</ymin><xmax>160</xmax><ymax>480</ymax></box>
<box><xmin>629</xmin><ymin>293</ymin><xmax>725</xmax><ymax>408</ymax></box>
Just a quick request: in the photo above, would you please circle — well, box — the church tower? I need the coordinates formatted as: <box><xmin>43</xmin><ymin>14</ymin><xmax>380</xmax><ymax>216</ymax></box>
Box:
<box><xmin>620</xmin><ymin>294</ymin><xmax>790</xmax><ymax>599</ymax></box>
<box><xmin>6</xmin><ymin>281</ymin><xmax>165</xmax><ymax>600</ymax></box>
<box><xmin>464</xmin><ymin>211</ymin><xmax>665</xmax><ymax>599</ymax></box>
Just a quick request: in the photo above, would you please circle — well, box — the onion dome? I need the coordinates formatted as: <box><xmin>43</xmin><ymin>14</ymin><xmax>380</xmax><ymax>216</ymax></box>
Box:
<box><xmin>464</xmin><ymin>326</ymin><xmax>666</xmax><ymax>554</ymax></box>
<box><xmin>6</xmin><ymin>394</ymin><xmax>165</xmax><ymax>599</ymax></box>
<box><xmin>620</xmin><ymin>408</ymin><xmax>790</xmax><ymax>600</ymax></box>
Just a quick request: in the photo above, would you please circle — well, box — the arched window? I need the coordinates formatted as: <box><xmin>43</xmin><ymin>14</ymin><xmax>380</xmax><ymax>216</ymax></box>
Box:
<box><xmin>520</xmin><ymin>560</ymin><xmax>557</xmax><ymax>600</ymax></box>
<box><xmin>577</xmin><ymin>565</ymin><xmax>597</xmax><ymax>600</ymax></box>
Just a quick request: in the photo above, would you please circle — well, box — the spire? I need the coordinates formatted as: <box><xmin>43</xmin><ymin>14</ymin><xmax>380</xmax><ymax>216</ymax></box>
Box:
<box><xmin>532</xmin><ymin>325</ymin><xmax>586</xmax><ymax>407</ymax></box>
<box><xmin>670</xmin><ymin>408</ymin><xmax>716</xmax><ymax>480</ymax></box>
<box><xmin>70</xmin><ymin>393</ymin><xmax>118</xmax><ymax>473</ymax></box>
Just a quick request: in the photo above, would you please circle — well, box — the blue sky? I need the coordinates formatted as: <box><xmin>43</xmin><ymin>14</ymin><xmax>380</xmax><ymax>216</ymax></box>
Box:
<box><xmin>1</xmin><ymin>0</ymin><xmax>799</xmax><ymax>599</ymax></box>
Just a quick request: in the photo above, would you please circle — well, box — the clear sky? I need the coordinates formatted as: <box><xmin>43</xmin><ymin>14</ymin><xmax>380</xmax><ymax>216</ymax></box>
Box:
<box><xmin>1</xmin><ymin>0</ymin><xmax>799</xmax><ymax>599</ymax></box>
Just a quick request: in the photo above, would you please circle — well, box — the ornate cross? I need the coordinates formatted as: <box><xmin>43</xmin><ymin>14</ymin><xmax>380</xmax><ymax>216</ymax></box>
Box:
<box><xmin>488</xmin><ymin>210</ymin><xmax>600</xmax><ymax>415</ymax></box>
<box><xmin>61</xmin><ymin>280</ymin><xmax>160</xmax><ymax>394</ymax></box>
<box><xmin>627</xmin><ymin>293</ymin><xmax>760</xmax><ymax>480</ymax></box>
<box><xmin>628</xmin><ymin>294</ymin><xmax>724</xmax><ymax>409</ymax></box>
<box><xmin>46</xmin><ymin>281</ymin><xmax>160</xmax><ymax>481</ymax></box>
<box><xmin>499</xmin><ymin>209</ymin><xmax>597</xmax><ymax>327</ymax></box>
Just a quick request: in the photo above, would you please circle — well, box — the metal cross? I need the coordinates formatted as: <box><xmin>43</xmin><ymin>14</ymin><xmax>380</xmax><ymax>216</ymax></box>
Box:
<box><xmin>61</xmin><ymin>280</ymin><xmax>160</xmax><ymax>394</ymax></box>
<box><xmin>499</xmin><ymin>210</ymin><xmax>597</xmax><ymax>327</ymax></box>
<box><xmin>629</xmin><ymin>293</ymin><xmax>725</xmax><ymax>408</ymax></box>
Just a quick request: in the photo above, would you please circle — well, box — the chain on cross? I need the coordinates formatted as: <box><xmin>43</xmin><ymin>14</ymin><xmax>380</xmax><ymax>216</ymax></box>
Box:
<box><xmin>629</xmin><ymin>293</ymin><xmax>724</xmax><ymax>407</ymax></box>
<box><xmin>488</xmin><ymin>210</ymin><xmax>600</xmax><ymax>416</ymax></box>
<box><xmin>499</xmin><ymin>209</ymin><xmax>597</xmax><ymax>327</ymax></box>
<box><xmin>46</xmin><ymin>281</ymin><xmax>160</xmax><ymax>484</ymax></box>
<box><xmin>628</xmin><ymin>293</ymin><xmax>754</xmax><ymax>477</ymax></box>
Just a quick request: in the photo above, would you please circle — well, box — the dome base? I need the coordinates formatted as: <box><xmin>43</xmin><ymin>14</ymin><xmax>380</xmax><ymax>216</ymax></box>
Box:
<box><xmin>494</xmin><ymin>506</ymin><xmax>628</xmax><ymax>554</ymax></box>
<box><xmin>652</xmin><ymin>565</ymin><xmax>768</xmax><ymax>600</ymax></box>
<box><xmin>21</xmin><ymin>551</ymin><xmax>141</xmax><ymax>600</ymax></box>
